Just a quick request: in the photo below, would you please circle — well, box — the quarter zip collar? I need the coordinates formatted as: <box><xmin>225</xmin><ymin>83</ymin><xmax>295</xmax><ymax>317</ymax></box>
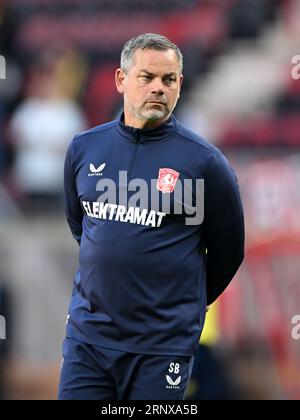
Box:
<box><xmin>115</xmin><ymin>112</ymin><xmax>178</xmax><ymax>143</ymax></box>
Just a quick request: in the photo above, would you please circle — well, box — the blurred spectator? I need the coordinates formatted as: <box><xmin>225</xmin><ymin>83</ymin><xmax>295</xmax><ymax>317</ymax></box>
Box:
<box><xmin>9</xmin><ymin>46</ymin><xmax>87</xmax><ymax>212</ymax></box>
<box><xmin>186</xmin><ymin>303</ymin><xmax>240</xmax><ymax>400</ymax></box>
<box><xmin>229</xmin><ymin>337</ymin><xmax>284</xmax><ymax>400</ymax></box>
<box><xmin>0</xmin><ymin>0</ymin><xmax>22</xmax><ymax>179</ymax></box>
<box><xmin>186</xmin><ymin>344</ymin><xmax>240</xmax><ymax>400</ymax></box>
<box><xmin>0</xmin><ymin>0</ymin><xmax>22</xmax><ymax>114</ymax></box>
<box><xmin>0</xmin><ymin>0</ymin><xmax>18</xmax><ymax>59</ymax></box>
<box><xmin>0</xmin><ymin>282</ymin><xmax>12</xmax><ymax>400</ymax></box>
<box><xmin>0</xmin><ymin>123</ymin><xmax>8</xmax><ymax>177</ymax></box>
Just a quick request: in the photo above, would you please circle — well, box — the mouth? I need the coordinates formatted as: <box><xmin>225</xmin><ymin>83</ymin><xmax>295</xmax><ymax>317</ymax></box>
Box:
<box><xmin>146</xmin><ymin>101</ymin><xmax>166</xmax><ymax>105</ymax></box>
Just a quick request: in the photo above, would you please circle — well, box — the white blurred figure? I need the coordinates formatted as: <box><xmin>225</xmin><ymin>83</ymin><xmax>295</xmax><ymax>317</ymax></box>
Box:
<box><xmin>10</xmin><ymin>46</ymin><xmax>87</xmax><ymax>212</ymax></box>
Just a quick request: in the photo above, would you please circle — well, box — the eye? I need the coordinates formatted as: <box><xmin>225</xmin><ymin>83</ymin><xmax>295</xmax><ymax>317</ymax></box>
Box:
<box><xmin>164</xmin><ymin>77</ymin><xmax>176</xmax><ymax>85</ymax></box>
<box><xmin>140</xmin><ymin>75</ymin><xmax>152</xmax><ymax>81</ymax></box>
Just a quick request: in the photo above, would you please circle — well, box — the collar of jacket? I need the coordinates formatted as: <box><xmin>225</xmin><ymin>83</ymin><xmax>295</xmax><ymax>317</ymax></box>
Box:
<box><xmin>115</xmin><ymin>112</ymin><xmax>178</xmax><ymax>143</ymax></box>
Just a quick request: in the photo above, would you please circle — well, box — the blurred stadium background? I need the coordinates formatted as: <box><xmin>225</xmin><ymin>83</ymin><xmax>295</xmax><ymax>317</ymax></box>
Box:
<box><xmin>0</xmin><ymin>0</ymin><xmax>300</xmax><ymax>400</ymax></box>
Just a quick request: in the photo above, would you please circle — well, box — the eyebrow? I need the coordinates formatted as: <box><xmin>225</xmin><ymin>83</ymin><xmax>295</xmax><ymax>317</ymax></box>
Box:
<box><xmin>139</xmin><ymin>70</ymin><xmax>177</xmax><ymax>77</ymax></box>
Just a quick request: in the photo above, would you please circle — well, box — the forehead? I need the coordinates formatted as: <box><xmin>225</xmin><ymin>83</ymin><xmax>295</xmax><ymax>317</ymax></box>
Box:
<box><xmin>131</xmin><ymin>48</ymin><xmax>180</xmax><ymax>74</ymax></box>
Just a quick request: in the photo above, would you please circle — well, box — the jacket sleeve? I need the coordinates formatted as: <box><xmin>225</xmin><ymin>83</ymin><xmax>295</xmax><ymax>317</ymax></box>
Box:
<box><xmin>203</xmin><ymin>151</ymin><xmax>245</xmax><ymax>305</ymax></box>
<box><xmin>64</xmin><ymin>139</ymin><xmax>83</xmax><ymax>245</ymax></box>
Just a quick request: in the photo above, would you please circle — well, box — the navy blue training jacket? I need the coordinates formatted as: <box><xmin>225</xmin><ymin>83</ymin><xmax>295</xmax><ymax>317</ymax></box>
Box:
<box><xmin>64</xmin><ymin>113</ymin><xmax>244</xmax><ymax>357</ymax></box>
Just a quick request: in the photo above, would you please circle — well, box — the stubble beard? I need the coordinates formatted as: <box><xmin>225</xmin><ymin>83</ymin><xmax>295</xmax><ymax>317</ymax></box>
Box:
<box><xmin>131</xmin><ymin>102</ymin><xmax>171</xmax><ymax>123</ymax></box>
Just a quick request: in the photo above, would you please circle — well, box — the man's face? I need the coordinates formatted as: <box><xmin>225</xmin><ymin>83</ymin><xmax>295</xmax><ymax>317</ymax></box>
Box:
<box><xmin>115</xmin><ymin>48</ymin><xmax>183</xmax><ymax>128</ymax></box>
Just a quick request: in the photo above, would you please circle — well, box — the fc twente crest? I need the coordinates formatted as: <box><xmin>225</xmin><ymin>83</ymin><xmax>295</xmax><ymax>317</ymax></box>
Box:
<box><xmin>156</xmin><ymin>168</ymin><xmax>180</xmax><ymax>193</ymax></box>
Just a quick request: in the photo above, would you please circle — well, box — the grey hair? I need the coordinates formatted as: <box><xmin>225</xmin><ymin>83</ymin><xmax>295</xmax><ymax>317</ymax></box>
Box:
<box><xmin>120</xmin><ymin>33</ymin><xmax>183</xmax><ymax>74</ymax></box>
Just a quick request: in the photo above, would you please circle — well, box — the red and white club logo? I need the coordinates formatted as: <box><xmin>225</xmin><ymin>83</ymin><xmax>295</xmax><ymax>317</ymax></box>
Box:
<box><xmin>157</xmin><ymin>168</ymin><xmax>180</xmax><ymax>193</ymax></box>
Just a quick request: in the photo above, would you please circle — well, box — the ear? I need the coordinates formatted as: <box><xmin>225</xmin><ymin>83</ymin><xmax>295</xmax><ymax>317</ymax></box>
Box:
<box><xmin>178</xmin><ymin>74</ymin><xmax>184</xmax><ymax>98</ymax></box>
<box><xmin>179</xmin><ymin>74</ymin><xmax>183</xmax><ymax>88</ymax></box>
<box><xmin>115</xmin><ymin>68</ymin><xmax>126</xmax><ymax>94</ymax></box>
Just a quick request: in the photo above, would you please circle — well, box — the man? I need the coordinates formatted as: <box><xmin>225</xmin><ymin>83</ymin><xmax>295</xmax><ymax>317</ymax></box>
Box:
<box><xmin>58</xmin><ymin>33</ymin><xmax>244</xmax><ymax>400</ymax></box>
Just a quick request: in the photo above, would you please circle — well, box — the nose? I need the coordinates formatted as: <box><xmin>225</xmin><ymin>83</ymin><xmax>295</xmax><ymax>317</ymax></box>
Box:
<box><xmin>151</xmin><ymin>78</ymin><xmax>164</xmax><ymax>95</ymax></box>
